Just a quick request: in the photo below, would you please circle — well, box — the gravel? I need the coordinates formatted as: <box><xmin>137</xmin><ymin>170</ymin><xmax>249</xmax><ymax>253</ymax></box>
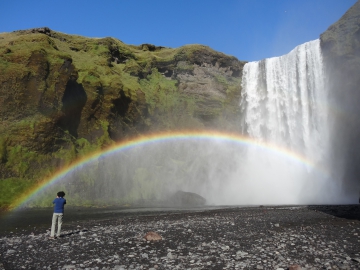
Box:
<box><xmin>1</xmin><ymin>205</ymin><xmax>360</xmax><ymax>269</ymax></box>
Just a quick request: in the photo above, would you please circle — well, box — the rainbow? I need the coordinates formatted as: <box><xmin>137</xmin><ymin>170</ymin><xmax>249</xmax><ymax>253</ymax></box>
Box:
<box><xmin>10</xmin><ymin>130</ymin><xmax>320</xmax><ymax>210</ymax></box>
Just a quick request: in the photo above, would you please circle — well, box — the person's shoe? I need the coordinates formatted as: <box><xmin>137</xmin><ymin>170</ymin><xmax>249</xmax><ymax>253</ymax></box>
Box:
<box><xmin>49</xmin><ymin>236</ymin><xmax>56</xmax><ymax>240</ymax></box>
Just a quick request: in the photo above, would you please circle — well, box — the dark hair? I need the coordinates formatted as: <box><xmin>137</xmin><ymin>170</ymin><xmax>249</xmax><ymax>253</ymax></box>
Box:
<box><xmin>57</xmin><ymin>191</ymin><xmax>65</xmax><ymax>198</ymax></box>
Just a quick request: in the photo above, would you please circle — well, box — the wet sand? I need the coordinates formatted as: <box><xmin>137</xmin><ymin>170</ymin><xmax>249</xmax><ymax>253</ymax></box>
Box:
<box><xmin>1</xmin><ymin>205</ymin><xmax>360</xmax><ymax>269</ymax></box>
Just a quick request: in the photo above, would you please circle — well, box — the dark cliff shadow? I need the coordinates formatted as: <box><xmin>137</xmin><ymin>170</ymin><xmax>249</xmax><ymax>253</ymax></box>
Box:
<box><xmin>320</xmin><ymin>1</ymin><xmax>360</xmax><ymax>201</ymax></box>
<box><xmin>307</xmin><ymin>205</ymin><xmax>360</xmax><ymax>221</ymax></box>
<box><xmin>58</xmin><ymin>80</ymin><xmax>87</xmax><ymax>137</ymax></box>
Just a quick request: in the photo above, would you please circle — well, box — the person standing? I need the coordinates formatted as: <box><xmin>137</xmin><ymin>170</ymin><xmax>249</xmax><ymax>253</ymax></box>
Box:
<box><xmin>50</xmin><ymin>191</ymin><xmax>66</xmax><ymax>239</ymax></box>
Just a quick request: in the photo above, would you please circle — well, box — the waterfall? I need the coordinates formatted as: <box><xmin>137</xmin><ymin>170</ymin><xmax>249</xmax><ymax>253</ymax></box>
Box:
<box><xmin>232</xmin><ymin>39</ymin><xmax>344</xmax><ymax>204</ymax></box>
<box><xmin>241</xmin><ymin>39</ymin><xmax>328</xmax><ymax>166</ymax></box>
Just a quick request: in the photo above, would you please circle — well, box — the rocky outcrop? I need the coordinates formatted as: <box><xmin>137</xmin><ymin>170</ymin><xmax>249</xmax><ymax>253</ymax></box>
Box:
<box><xmin>0</xmin><ymin>28</ymin><xmax>245</xmax><ymax>208</ymax></box>
<box><xmin>171</xmin><ymin>191</ymin><xmax>206</xmax><ymax>207</ymax></box>
<box><xmin>320</xmin><ymin>1</ymin><xmax>360</xmax><ymax>193</ymax></box>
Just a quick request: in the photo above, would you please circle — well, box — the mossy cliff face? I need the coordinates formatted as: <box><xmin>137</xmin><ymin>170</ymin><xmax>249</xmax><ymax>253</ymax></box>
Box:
<box><xmin>320</xmin><ymin>1</ymin><xmax>360</xmax><ymax>194</ymax></box>
<box><xmin>0</xmin><ymin>27</ymin><xmax>245</xmax><ymax>208</ymax></box>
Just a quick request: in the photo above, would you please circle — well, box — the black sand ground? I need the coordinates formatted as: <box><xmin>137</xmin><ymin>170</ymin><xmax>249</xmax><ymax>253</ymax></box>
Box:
<box><xmin>1</xmin><ymin>205</ymin><xmax>360</xmax><ymax>270</ymax></box>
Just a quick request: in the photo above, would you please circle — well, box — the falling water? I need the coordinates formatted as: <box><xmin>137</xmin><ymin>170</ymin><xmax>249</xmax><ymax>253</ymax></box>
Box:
<box><xmin>236</xmin><ymin>39</ymin><xmax>353</xmax><ymax>204</ymax></box>
<box><xmin>241</xmin><ymin>39</ymin><xmax>328</xmax><ymax>163</ymax></box>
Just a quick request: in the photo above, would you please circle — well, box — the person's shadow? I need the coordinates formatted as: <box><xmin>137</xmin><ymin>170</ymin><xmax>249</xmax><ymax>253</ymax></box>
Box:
<box><xmin>59</xmin><ymin>229</ymin><xmax>89</xmax><ymax>238</ymax></box>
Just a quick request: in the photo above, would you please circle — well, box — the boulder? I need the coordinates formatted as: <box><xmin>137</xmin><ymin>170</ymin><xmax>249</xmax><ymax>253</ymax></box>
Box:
<box><xmin>171</xmin><ymin>191</ymin><xmax>206</xmax><ymax>207</ymax></box>
<box><xmin>144</xmin><ymin>232</ymin><xmax>162</xmax><ymax>241</ymax></box>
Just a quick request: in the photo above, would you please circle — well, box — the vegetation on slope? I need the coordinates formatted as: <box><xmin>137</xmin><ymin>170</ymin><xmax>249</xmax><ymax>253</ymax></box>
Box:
<box><xmin>0</xmin><ymin>27</ymin><xmax>245</xmax><ymax>208</ymax></box>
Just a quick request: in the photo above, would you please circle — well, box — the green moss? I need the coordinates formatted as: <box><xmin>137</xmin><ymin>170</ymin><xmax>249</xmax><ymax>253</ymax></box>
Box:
<box><xmin>0</xmin><ymin>57</ymin><xmax>9</xmax><ymax>69</ymax></box>
<box><xmin>0</xmin><ymin>59</ymin><xmax>28</xmax><ymax>79</ymax></box>
<box><xmin>6</xmin><ymin>145</ymin><xmax>26</xmax><ymax>176</ymax></box>
<box><xmin>123</xmin><ymin>59</ymin><xmax>142</xmax><ymax>75</ymax></box>
<box><xmin>96</xmin><ymin>120</ymin><xmax>113</xmax><ymax>148</ymax></box>
<box><xmin>176</xmin><ymin>61</ymin><xmax>194</xmax><ymax>72</ymax></box>
<box><xmin>53</xmin><ymin>143</ymin><xmax>77</xmax><ymax>168</ymax></box>
<box><xmin>5</xmin><ymin>144</ymin><xmax>49</xmax><ymax>178</ymax></box>
<box><xmin>214</xmin><ymin>74</ymin><xmax>228</xmax><ymax>85</ymax></box>
<box><xmin>140</xmin><ymin>69</ymin><xmax>178</xmax><ymax>113</ymax></box>
<box><xmin>0</xmin><ymin>136</ymin><xmax>8</xmax><ymax>163</ymax></box>
<box><xmin>225</xmin><ymin>79</ymin><xmax>241</xmax><ymax>100</ymax></box>
<box><xmin>120</xmin><ymin>72</ymin><xmax>141</xmax><ymax>99</ymax></box>
<box><xmin>83</xmin><ymin>73</ymin><xmax>101</xmax><ymax>86</ymax></box>
<box><xmin>0</xmin><ymin>29</ymin><xmax>244</xmax><ymax>208</ymax></box>
<box><xmin>76</xmin><ymin>138</ymin><xmax>96</xmax><ymax>157</ymax></box>
<box><xmin>137</xmin><ymin>68</ymin><xmax>200</xmax><ymax>129</ymax></box>
<box><xmin>0</xmin><ymin>178</ymin><xmax>34</xmax><ymax>208</ymax></box>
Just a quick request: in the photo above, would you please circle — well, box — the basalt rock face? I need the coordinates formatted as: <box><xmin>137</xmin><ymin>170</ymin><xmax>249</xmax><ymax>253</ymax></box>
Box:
<box><xmin>0</xmin><ymin>28</ymin><xmax>244</xmax><ymax>207</ymax></box>
<box><xmin>320</xmin><ymin>1</ymin><xmax>360</xmax><ymax>193</ymax></box>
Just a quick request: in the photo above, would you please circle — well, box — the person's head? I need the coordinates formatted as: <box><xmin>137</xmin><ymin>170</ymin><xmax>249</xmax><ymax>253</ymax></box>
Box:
<box><xmin>57</xmin><ymin>191</ymin><xmax>65</xmax><ymax>198</ymax></box>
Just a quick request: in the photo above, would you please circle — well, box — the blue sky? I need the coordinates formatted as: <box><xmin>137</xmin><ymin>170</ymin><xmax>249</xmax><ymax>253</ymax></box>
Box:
<box><xmin>0</xmin><ymin>0</ymin><xmax>356</xmax><ymax>61</ymax></box>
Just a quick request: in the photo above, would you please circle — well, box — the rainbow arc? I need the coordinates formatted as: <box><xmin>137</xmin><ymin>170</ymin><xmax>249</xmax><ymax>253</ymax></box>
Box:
<box><xmin>10</xmin><ymin>130</ymin><xmax>322</xmax><ymax>210</ymax></box>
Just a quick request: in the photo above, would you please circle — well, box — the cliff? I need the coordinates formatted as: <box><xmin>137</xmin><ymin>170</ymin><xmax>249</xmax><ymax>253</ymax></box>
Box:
<box><xmin>0</xmin><ymin>28</ymin><xmax>245</xmax><ymax>207</ymax></box>
<box><xmin>320</xmin><ymin>1</ymin><xmax>360</xmax><ymax>194</ymax></box>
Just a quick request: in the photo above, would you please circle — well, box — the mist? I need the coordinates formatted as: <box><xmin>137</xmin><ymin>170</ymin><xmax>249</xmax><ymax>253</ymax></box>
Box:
<box><xmin>28</xmin><ymin>135</ymin><xmax>353</xmax><ymax>208</ymax></box>
<box><xmin>322</xmin><ymin>51</ymin><xmax>360</xmax><ymax>202</ymax></box>
<box><xmin>238</xmin><ymin>38</ymin><xmax>356</xmax><ymax>205</ymax></box>
<box><xmin>27</xmin><ymin>37</ymin><xmax>360</xmax><ymax>208</ymax></box>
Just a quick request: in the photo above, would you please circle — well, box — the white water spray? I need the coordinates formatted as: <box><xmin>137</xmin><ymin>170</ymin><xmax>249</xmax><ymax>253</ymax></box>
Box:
<box><xmin>241</xmin><ymin>39</ymin><xmax>328</xmax><ymax>161</ymax></box>
<box><xmin>237</xmin><ymin>39</ymin><xmax>351</xmax><ymax>204</ymax></box>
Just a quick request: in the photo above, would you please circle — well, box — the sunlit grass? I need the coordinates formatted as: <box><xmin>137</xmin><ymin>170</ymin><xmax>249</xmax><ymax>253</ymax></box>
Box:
<box><xmin>0</xmin><ymin>29</ymin><xmax>243</xmax><ymax>208</ymax></box>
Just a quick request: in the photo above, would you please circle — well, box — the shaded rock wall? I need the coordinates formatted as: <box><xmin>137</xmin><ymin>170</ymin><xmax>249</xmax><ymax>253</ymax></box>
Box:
<box><xmin>320</xmin><ymin>1</ymin><xmax>360</xmax><ymax>194</ymax></box>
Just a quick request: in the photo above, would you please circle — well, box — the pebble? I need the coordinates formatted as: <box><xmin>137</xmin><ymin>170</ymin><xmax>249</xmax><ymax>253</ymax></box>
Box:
<box><xmin>0</xmin><ymin>205</ymin><xmax>359</xmax><ymax>269</ymax></box>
